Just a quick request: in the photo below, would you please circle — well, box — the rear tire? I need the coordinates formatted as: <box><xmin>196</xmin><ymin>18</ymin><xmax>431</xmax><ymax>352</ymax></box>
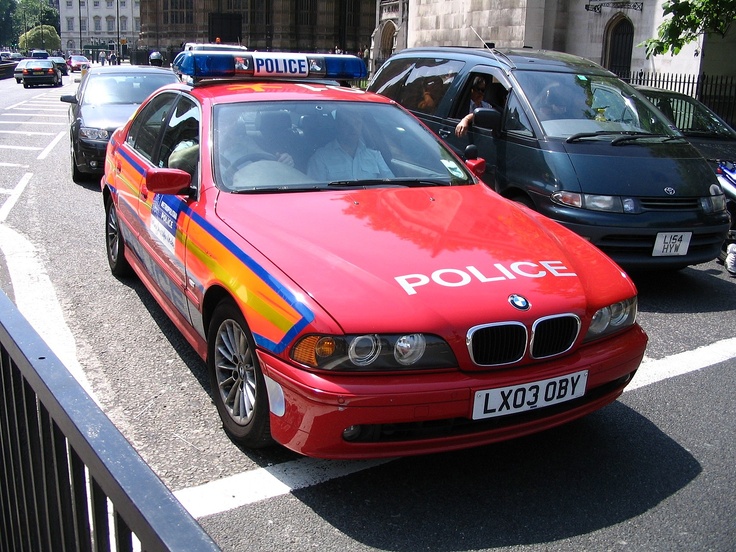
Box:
<box><xmin>105</xmin><ymin>199</ymin><xmax>132</xmax><ymax>277</ymax></box>
<box><xmin>208</xmin><ymin>300</ymin><xmax>273</xmax><ymax>448</ymax></box>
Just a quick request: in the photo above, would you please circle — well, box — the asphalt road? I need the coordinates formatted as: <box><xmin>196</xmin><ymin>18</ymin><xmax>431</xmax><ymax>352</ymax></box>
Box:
<box><xmin>0</xmin><ymin>76</ymin><xmax>734</xmax><ymax>552</ymax></box>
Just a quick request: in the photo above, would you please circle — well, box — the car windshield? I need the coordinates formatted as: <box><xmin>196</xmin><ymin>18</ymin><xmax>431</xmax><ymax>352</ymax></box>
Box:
<box><xmin>82</xmin><ymin>73</ymin><xmax>177</xmax><ymax>106</ymax></box>
<box><xmin>72</xmin><ymin>56</ymin><xmax>88</xmax><ymax>62</ymax></box>
<box><xmin>213</xmin><ymin>100</ymin><xmax>474</xmax><ymax>192</ymax></box>
<box><xmin>514</xmin><ymin>71</ymin><xmax>677</xmax><ymax>140</ymax></box>
<box><xmin>642</xmin><ymin>90</ymin><xmax>736</xmax><ymax>139</ymax></box>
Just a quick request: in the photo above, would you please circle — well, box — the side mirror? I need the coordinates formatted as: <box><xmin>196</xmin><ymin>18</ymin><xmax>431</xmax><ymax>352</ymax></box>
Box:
<box><xmin>144</xmin><ymin>167</ymin><xmax>192</xmax><ymax>195</ymax></box>
<box><xmin>472</xmin><ymin>107</ymin><xmax>502</xmax><ymax>134</ymax></box>
<box><xmin>60</xmin><ymin>94</ymin><xmax>78</xmax><ymax>105</ymax></box>
<box><xmin>464</xmin><ymin>144</ymin><xmax>486</xmax><ymax>178</ymax></box>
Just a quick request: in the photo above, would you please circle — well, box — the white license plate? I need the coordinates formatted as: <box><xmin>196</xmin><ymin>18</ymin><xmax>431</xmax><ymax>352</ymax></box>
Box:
<box><xmin>652</xmin><ymin>232</ymin><xmax>691</xmax><ymax>256</ymax></box>
<box><xmin>472</xmin><ymin>370</ymin><xmax>588</xmax><ymax>420</ymax></box>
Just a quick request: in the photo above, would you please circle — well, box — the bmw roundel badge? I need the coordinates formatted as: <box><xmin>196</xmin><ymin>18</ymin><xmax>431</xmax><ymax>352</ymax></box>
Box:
<box><xmin>508</xmin><ymin>294</ymin><xmax>530</xmax><ymax>310</ymax></box>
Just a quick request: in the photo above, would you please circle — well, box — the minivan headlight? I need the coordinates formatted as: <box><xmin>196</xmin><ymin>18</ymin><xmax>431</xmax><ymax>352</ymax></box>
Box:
<box><xmin>701</xmin><ymin>185</ymin><xmax>726</xmax><ymax>213</ymax></box>
<box><xmin>551</xmin><ymin>192</ymin><xmax>630</xmax><ymax>213</ymax></box>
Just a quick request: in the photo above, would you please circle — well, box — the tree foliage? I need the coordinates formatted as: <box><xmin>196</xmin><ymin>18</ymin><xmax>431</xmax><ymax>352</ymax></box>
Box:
<box><xmin>19</xmin><ymin>24</ymin><xmax>60</xmax><ymax>51</ymax></box>
<box><xmin>641</xmin><ymin>0</ymin><xmax>736</xmax><ymax>58</ymax></box>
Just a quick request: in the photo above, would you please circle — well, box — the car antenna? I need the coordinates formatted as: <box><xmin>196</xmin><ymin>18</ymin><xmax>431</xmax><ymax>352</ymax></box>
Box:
<box><xmin>470</xmin><ymin>26</ymin><xmax>515</xmax><ymax>69</ymax></box>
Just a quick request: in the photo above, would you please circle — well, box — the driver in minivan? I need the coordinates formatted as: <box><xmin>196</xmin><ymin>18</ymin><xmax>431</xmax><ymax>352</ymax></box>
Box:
<box><xmin>455</xmin><ymin>76</ymin><xmax>491</xmax><ymax>137</ymax></box>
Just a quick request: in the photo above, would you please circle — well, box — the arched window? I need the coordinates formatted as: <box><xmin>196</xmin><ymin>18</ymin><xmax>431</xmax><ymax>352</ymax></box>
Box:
<box><xmin>604</xmin><ymin>15</ymin><xmax>634</xmax><ymax>77</ymax></box>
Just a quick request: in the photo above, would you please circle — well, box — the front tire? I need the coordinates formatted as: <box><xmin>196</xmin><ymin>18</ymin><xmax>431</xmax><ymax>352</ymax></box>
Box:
<box><xmin>208</xmin><ymin>301</ymin><xmax>273</xmax><ymax>448</ymax></box>
<box><xmin>105</xmin><ymin>199</ymin><xmax>131</xmax><ymax>277</ymax></box>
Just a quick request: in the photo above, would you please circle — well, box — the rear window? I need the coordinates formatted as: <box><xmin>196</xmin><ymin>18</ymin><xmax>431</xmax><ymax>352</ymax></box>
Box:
<box><xmin>31</xmin><ymin>50</ymin><xmax>49</xmax><ymax>59</ymax></box>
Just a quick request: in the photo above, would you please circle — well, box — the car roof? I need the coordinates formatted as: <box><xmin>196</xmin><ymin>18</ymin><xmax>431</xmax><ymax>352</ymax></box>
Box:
<box><xmin>633</xmin><ymin>85</ymin><xmax>690</xmax><ymax>99</ymax></box>
<box><xmin>84</xmin><ymin>65</ymin><xmax>176</xmax><ymax>77</ymax></box>
<box><xmin>390</xmin><ymin>46</ymin><xmax>614</xmax><ymax>76</ymax></box>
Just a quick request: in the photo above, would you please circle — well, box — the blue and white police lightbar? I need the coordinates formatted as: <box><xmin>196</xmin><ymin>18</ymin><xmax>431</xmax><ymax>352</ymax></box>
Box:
<box><xmin>172</xmin><ymin>51</ymin><xmax>367</xmax><ymax>81</ymax></box>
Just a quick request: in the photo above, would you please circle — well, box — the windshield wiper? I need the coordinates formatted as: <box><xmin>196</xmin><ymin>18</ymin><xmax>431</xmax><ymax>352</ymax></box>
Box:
<box><xmin>611</xmin><ymin>133</ymin><xmax>686</xmax><ymax>145</ymax></box>
<box><xmin>326</xmin><ymin>178</ymin><xmax>454</xmax><ymax>188</ymax></box>
<box><xmin>230</xmin><ymin>185</ymin><xmax>323</xmax><ymax>194</ymax></box>
<box><xmin>565</xmin><ymin>131</ymin><xmax>632</xmax><ymax>143</ymax></box>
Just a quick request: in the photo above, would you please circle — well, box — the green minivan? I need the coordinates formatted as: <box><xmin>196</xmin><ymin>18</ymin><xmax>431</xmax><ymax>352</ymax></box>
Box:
<box><xmin>368</xmin><ymin>47</ymin><xmax>730</xmax><ymax>270</ymax></box>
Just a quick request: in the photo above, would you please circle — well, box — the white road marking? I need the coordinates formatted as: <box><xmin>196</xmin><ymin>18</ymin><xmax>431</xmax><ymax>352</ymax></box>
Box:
<box><xmin>170</xmin><ymin>339</ymin><xmax>736</xmax><ymax>518</ymax></box>
<box><xmin>174</xmin><ymin>457</ymin><xmax>394</xmax><ymax>519</ymax></box>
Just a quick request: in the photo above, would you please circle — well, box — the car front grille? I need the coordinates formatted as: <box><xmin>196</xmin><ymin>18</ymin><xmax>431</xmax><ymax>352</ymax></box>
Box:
<box><xmin>639</xmin><ymin>197</ymin><xmax>701</xmax><ymax>210</ymax></box>
<box><xmin>467</xmin><ymin>314</ymin><xmax>580</xmax><ymax>366</ymax></box>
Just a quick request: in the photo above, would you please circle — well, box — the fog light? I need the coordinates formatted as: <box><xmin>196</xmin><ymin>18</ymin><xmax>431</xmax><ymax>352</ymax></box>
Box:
<box><xmin>343</xmin><ymin>425</ymin><xmax>362</xmax><ymax>441</ymax></box>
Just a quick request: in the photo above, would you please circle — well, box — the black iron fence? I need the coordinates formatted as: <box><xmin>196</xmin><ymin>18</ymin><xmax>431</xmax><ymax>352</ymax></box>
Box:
<box><xmin>0</xmin><ymin>290</ymin><xmax>221</xmax><ymax>552</ymax></box>
<box><xmin>621</xmin><ymin>71</ymin><xmax>736</xmax><ymax>128</ymax></box>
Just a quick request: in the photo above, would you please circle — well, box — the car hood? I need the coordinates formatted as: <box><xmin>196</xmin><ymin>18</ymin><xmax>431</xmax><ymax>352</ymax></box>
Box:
<box><xmin>214</xmin><ymin>184</ymin><xmax>632</xmax><ymax>333</ymax></box>
<box><xmin>560</xmin><ymin>141</ymin><xmax>719</xmax><ymax>196</ymax></box>
<box><xmin>684</xmin><ymin>136</ymin><xmax>736</xmax><ymax>164</ymax></box>
<box><xmin>78</xmin><ymin>103</ymin><xmax>139</xmax><ymax>132</ymax></box>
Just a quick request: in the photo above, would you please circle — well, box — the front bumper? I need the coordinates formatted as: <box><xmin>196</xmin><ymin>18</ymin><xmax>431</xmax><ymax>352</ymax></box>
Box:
<box><xmin>534</xmin><ymin>196</ymin><xmax>731</xmax><ymax>269</ymax></box>
<box><xmin>74</xmin><ymin>137</ymin><xmax>109</xmax><ymax>175</ymax></box>
<box><xmin>257</xmin><ymin>325</ymin><xmax>648</xmax><ymax>459</ymax></box>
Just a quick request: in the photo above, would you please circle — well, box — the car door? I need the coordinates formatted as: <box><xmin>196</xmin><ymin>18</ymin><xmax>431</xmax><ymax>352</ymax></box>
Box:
<box><xmin>117</xmin><ymin>92</ymin><xmax>200</xmax><ymax>322</ymax></box>
<box><xmin>438</xmin><ymin>66</ymin><xmax>512</xmax><ymax>188</ymax></box>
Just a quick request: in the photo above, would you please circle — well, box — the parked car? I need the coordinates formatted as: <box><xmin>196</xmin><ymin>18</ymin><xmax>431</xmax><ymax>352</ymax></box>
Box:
<box><xmin>635</xmin><ymin>85</ymin><xmax>736</xmax><ymax>165</ymax></box>
<box><xmin>100</xmin><ymin>50</ymin><xmax>648</xmax><ymax>459</ymax></box>
<box><xmin>368</xmin><ymin>47</ymin><xmax>730</xmax><ymax>271</ymax></box>
<box><xmin>14</xmin><ymin>59</ymin><xmax>31</xmax><ymax>83</ymax></box>
<box><xmin>21</xmin><ymin>59</ymin><xmax>62</xmax><ymax>88</ymax></box>
<box><xmin>60</xmin><ymin>65</ymin><xmax>180</xmax><ymax>183</ymax></box>
<box><xmin>67</xmin><ymin>54</ymin><xmax>90</xmax><ymax>72</ymax></box>
<box><xmin>49</xmin><ymin>56</ymin><xmax>69</xmax><ymax>76</ymax></box>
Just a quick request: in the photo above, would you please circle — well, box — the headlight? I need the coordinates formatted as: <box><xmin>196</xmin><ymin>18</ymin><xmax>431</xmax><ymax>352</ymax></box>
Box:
<box><xmin>291</xmin><ymin>333</ymin><xmax>456</xmax><ymax>371</ymax></box>
<box><xmin>701</xmin><ymin>185</ymin><xmax>726</xmax><ymax>213</ymax></box>
<box><xmin>79</xmin><ymin>127</ymin><xmax>110</xmax><ymax>140</ymax></box>
<box><xmin>552</xmin><ymin>192</ymin><xmax>629</xmax><ymax>213</ymax></box>
<box><xmin>584</xmin><ymin>297</ymin><xmax>638</xmax><ymax>341</ymax></box>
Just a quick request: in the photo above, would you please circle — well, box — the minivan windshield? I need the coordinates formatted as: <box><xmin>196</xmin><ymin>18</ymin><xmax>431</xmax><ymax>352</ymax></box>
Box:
<box><xmin>514</xmin><ymin>71</ymin><xmax>677</xmax><ymax>140</ymax></box>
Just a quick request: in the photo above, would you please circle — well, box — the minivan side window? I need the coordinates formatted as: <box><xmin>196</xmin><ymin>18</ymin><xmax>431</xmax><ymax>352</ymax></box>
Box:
<box><xmin>370</xmin><ymin>58</ymin><xmax>465</xmax><ymax>116</ymax></box>
<box><xmin>452</xmin><ymin>71</ymin><xmax>510</xmax><ymax>119</ymax></box>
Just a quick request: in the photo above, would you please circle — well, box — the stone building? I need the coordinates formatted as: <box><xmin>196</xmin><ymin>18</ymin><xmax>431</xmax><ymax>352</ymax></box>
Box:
<box><xmin>57</xmin><ymin>0</ymin><xmax>735</xmax><ymax>76</ymax></box>
<box><xmin>139</xmin><ymin>0</ymin><xmax>375</xmax><ymax>60</ymax></box>
<box><xmin>373</xmin><ymin>0</ymin><xmax>736</xmax><ymax>78</ymax></box>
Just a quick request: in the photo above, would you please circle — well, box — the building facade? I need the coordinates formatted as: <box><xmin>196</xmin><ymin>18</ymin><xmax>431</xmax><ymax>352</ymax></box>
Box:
<box><xmin>58</xmin><ymin>0</ymin><xmax>735</xmax><ymax>75</ymax></box>
<box><xmin>58</xmin><ymin>0</ymin><xmax>140</xmax><ymax>59</ymax></box>
<box><xmin>374</xmin><ymin>0</ymin><xmax>736</xmax><ymax>78</ymax></box>
<box><xmin>138</xmin><ymin>0</ymin><xmax>374</xmax><ymax>60</ymax></box>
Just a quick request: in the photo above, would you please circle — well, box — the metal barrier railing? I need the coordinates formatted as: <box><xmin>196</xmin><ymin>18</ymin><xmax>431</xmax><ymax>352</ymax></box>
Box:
<box><xmin>0</xmin><ymin>290</ymin><xmax>221</xmax><ymax>552</ymax></box>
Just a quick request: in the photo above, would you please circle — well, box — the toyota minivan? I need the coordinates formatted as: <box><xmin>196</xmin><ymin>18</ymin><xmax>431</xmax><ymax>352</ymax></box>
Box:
<box><xmin>368</xmin><ymin>47</ymin><xmax>730</xmax><ymax>270</ymax></box>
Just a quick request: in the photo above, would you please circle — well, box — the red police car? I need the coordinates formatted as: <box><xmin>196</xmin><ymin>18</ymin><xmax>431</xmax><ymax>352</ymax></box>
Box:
<box><xmin>101</xmin><ymin>51</ymin><xmax>647</xmax><ymax>459</ymax></box>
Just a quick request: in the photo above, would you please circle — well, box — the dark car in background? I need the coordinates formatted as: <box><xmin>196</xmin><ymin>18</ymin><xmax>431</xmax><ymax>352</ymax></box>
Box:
<box><xmin>21</xmin><ymin>59</ymin><xmax>62</xmax><ymax>88</ymax></box>
<box><xmin>61</xmin><ymin>65</ymin><xmax>180</xmax><ymax>182</ymax></box>
<box><xmin>368</xmin><ymin>47</ymin><xmax>730</xmax><ymax>270</ymax></box>
<box><xmin>635</xmin><ymin>86</ymin><xmax>736</xmax><ymax>164</ymax></box>
<box><xmin>49</xmin><ymin>56</ymin><xmax>69</xmax><ymax>76</ymax></box>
